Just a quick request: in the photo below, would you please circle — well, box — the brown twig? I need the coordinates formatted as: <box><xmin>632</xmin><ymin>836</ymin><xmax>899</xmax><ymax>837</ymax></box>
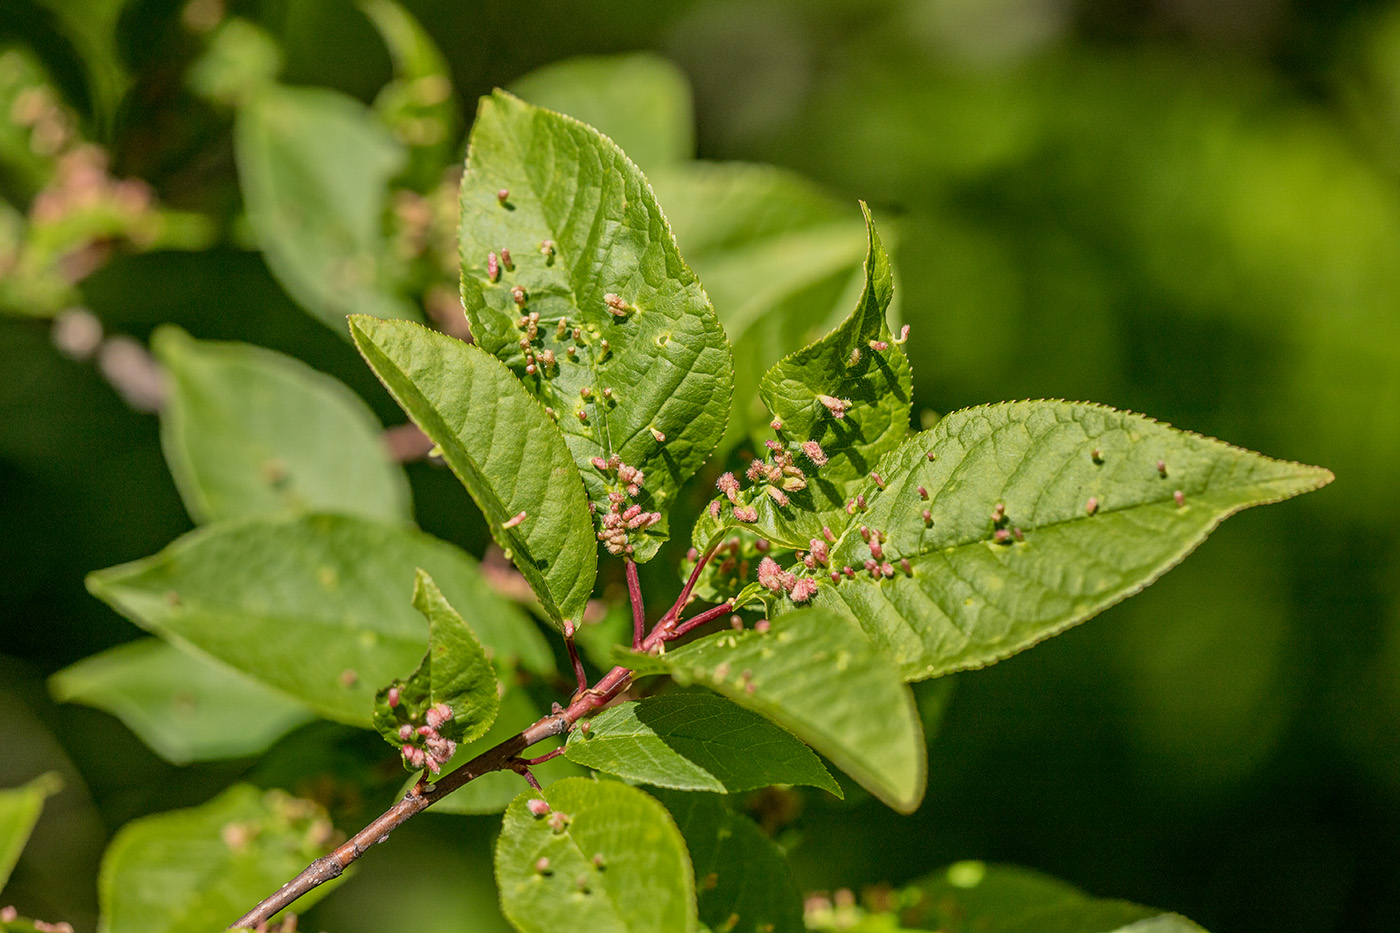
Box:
<box><xmin>626</xmin><ymin>557</ymin><xmax>645</xmax><ymax>649</ymax></box>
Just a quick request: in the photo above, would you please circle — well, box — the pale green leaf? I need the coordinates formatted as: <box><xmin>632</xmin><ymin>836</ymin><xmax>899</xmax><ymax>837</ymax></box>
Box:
<box><xmin>86</xmin><ymin>513</ymin><xmax>552</xmax><ymax>726</ymax></box>
<box><xmin>655</xmin><ymin>791</ymin><xmax>804</xmax><ymax>933</ymax></box>
<box><xmin>459</xmin><ymin>90</ymin><xmax>733</xmax><ymax>561</ymax></box>
<box><xmin>496</xmin><ymin>778</ymin><xmax>696</xmax><ymax>933</ymax></box>
<box><xmin>563</xmin><ymin>694</ymin><xmax>839</xmax><ymax>795</ymax></box>
<box><xmin>236</xmin><ymin>84</ymin><xmax>418</xmax><ymax>332</ymax></box>
<box><xmin>350</xmin><ymin>315</ymin><xmax>597</xmax><ymax>624</ymax></box>
<box><xmin>0</xmin><ymin>773</ymin><xmax>60</xmax><ymax>892</ymax></box>
<box><xmin>152</xmin><ymin>325</ymin><xmax>411</xmax><ymax>525</ymax></box>
<box><xmin>809</xmin><ymin>401</ymin><xmax>1335</xmax><ymax>681</ymax></box>
<box><xmin>372</xmin><ymin>570</ymin><xmax>500</xmax><ymax>768</ymax></box>
<box><xmin>49</xmin><ymin>639</ymin><xmax>313</xmax><ymax>764</ymax></box>
<box><xmin>420</xmin><ymin>688</ymin><xmax>585</xmax><ymax>815</ymax></box>
<box><xmin>881</xmin><ymin>861</ymin><xmax>1209</xmax><ymax>933</ymax></box>
<box><xmin>509</xmin><ymin>54</ymin><xmax>694</xmax><ymax>172</ymax></box>
<box><xmin>631</xmin><ymin>608</ymin><xmax>924</xmax><ymax>812</ymax></box>
<box><xmin>98</xmin><ymin>785</ymin><xmax>339</xmax><ymax>933</ymax></box>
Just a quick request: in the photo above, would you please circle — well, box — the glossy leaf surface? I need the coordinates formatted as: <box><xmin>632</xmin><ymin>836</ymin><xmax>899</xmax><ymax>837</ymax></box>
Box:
<box><xmin>563</xmin><ymin>694</ymin><xmax>838</xmax><ymax>794</ymax></box>
<box><xmin>351</xmin><ymin>315</ymin><xmax>597</xmax><ymax>624</ymax></box>
<box><xmin>459</xmin><ymin>90</ymin><xmax>733</xmax><ymax>561</ymax></box>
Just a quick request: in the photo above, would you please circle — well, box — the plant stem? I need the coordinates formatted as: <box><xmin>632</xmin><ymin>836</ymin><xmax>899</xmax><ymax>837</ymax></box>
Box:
<box><xmin>229</xmin><ymin>560</ymin><xmax>725</xmax><ymax>930</ymax></box>
<box><xmin>626</xmin><ymin>558</ymin><xmax>644</xmax><ymax>649</ymax></box>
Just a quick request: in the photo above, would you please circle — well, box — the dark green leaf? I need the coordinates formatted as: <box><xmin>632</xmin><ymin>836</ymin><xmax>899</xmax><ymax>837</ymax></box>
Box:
<box><xmin>372</xmin><ymin>570</ymin><xmax>500</xmax><ymax>771</ymax></box>
<box><xmin>153</xmin><ymin>325</ymin><xmax>411</xmax><ymax>525</ymax></box>
<box><xmin>0</xmin><ymin>773</ymin><xmax>60</xmax><ymax>891</ymax></box>
<box><xmin>49</xmin><ymin>639</ymin><xmax>313</xmax><ymax>764</ymax></box>
<box><xmin>99</xmin><ymin>785</ymin><xmax>339</xmax><ymax>933</ymax></box>
<box><xmin>629</xmin><ymin>608</ymin><xmax>924</xmax><ymax>812</ymax></box>
<box><xmin>877</xmin><ymin>861</ymin><xmax>1208</xmax><ymax>933</ymax></box>
<box><xmin>350</xmin><ymin>316</ymin><xmax>597</xmax><ymax>624</ymax></box>
<box><xmin>811</xmin><ymin>401</ymin><xmax>1335</xmax><ymax>681</ymax></box>
<box><xmin>563</xmin><ymin>694</ymin><xmax>839</xmax><ymax>794</ymax></box>
<box><xmin>86</xmin><ymin>513</ymin><xmax>552</xmax><ymax>726</ymax></box>
<box><xmin>509</xmin><ymin>54</ymin><xmax>694</xmax><ymax>172</ymax></box>
<box><xmin>496</xmin><ymin>778</ymin><xmax>696</xmax><ymax>933</ymax></box>
<box><xmin>459</xmin><ymin>90</ymin><xmax>734</xmax><ymax>561</ymax></box>
<box><xmin>236</xmin><ymin>84</ymin><xmax>418</xmax><ymax>332</ymax></box>
<box><xmin>655</xmin><ymin>791</ymin><xmax>804</xmax><ymax>933</ymax></box>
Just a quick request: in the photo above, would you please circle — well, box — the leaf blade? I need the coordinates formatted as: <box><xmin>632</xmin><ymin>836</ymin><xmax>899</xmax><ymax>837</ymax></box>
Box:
<box><xmin>563</xmin><ymin>694</ymin><xmax>839</xmax><ymax>794</ymax></box>
<box><xmin>350</xmin><ymin>315</ymin><xmax>597</xmax><ymax>624</ymax></box>
<box><xmin>459</xmin><ymin>90</ymin><xmax>734</xmax><ymax>561</ymax></box>
<box><xmin>0</xmin><ymin>773</ymin><xmax>60</xmax><ymax>892</ymax></box>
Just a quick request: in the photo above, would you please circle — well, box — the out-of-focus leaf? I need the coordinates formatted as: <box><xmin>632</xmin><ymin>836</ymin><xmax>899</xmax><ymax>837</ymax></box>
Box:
<box><xmin>807</xmin><ymin>401</ymin><xmax>1333</xmax><ymax>682</ymax></box>
<box><xmin>0</xmin><ymin>773</ymin><xmax>60</xmax><ymax>892</ymax></box>
<box><xmin>627</xmin><ymin>608</ymin><xmax>924</xmax><ymax>812</ymax></box>
<box><xmin>656</xmin><ymin>790</ymin><xmax>805</xmax><ymax>933</ymax></box>
<box><xmin>86</xmin><ymin>513</ymin><xmax>552</xmax><ymax>726</ymax></box>
<box><xmin>866</xmin><ymin>861</ymin><xmax>1208</xmax><ymax>933</ymax></box>
<box><xmin>495</xmin><ymin>778</ymin><xmax>696</xmax><ymax>933</ymax></box>
<box><xmin>153</xmin><ymin>325</ymin><xmax>411</xmax><ymax>525</ymax></box>
<box><xmin>351</xmin><ymin>316</ymin><xmax>597</xmax><ymax>624</ymax></box>
<box><xmin>235</xmin><ymin>84</ymin><xmax>418</xmax><ymax>333</ymax></box>
<box><xmin>459</xmin><ymin>90</ymin><xmax>733</xmax><ymax>562</ymax></box>
<box><xmin>99</xmin><ymin>785</ymin><xmax>339</xmax><ymax>933</ymax></box>
<box><xmin>563</xmin><ymin>694</ymin><xmax>839</xmax><ymax>794</ymax></box>
<box><xmin>185</xmin><ymin>18</ymin><xmax>282</xmax><ymax>106</ymax></box>
<box><xmin>372</xmin><ymin>570</ymin><xmax>500</xmax><ymax>769</ymax></box>
<box><xmin>49</xmin><ymin>639</ymin><xmax>312</xmax><ymax>764</ymax></box>
<box><xmin>509</xmin><ymin>54</ymin><xmax>694</xmax><ymax>172</ymax></box>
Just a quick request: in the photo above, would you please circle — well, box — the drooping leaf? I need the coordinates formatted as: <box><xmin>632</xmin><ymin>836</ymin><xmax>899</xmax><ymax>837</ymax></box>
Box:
<box><xmin>654</xmin><ymin>790</ymin><xmax>805</xmax><ymax>933</ymax></box>
<box><xmin>350</xmin><ymin>315</ymin><xmax>597</xmax><ymax>624</ymax></box>
<box><xmin>563</xmin><ymin>694</ymin><xmax>839</xmax><ymax>795</ymax></box>
<box><xmin>459</xmin><ymin>90</ymin><xmax>734</xmax><ymax>562</ymax></box>
<box><xmin>152</xmin><ymin>325</ymin><xmax>411</xmax><ymax>525</ymax></box>
<box><xmin>372</xmin><ymin>570</ymin><xmax>500</xmax><ymax>770</ymax></box>
<box><xmin>98</xmin><ymin>785</ymin><xmax>339</xmax><ymax>933</ymax></box>
<box><xmin>691</xmin><ymin>206</ymin><xmax>909</xmax><ymax>558</ymax></box>
<box><xmin>626</xmin><ymin>608</ymin><xmax>924</xmax><ymax>812</ymax></box>
<box><xmin>236</xmin><ymin>83</ymin><xmax>418</xmax><ymax>332</ymax></box>
<box><xmin>0</xmin><ymin>773</ymin><xmax>60</xmax><ymax>892</ymax></box>
<box><xmin>359</xmin><ymin>0</ymin><xmax>458</xmax><ymax>189</ymax></box>
<box><xmin>509</xmin><ymin>54</ymin><xmax>694</xmax><ymax>172</ymax></box>
<box><xmin>869</xmin><ymin>861</ymin><xmax>1209</xmax><ymax>933</ymax></box>
<box><xmin>496</xmin><ymin>778</ymin><xmax>696</xmax><ymax>933</ymax></box>
<box><xmin>49</xmin><ymin>639</ymin><xmax>313</xmax><ymax>764</ymax></box>
<box><xmin>807</xmin><ymin>401</ymin><xmax>1334</xmax><ymax>681</ymax></box>
<box><xmin>86</xmin><ymin>513</ymin><xmax>552</xmax><ymax>726</ymax></box>
<box><xmin>420</xmin><ymin>688</ymin><xmax>585</xmax><ymax>815</ymax></box>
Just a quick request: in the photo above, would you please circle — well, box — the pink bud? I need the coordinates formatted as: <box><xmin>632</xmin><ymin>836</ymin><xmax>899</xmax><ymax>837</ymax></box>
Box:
<box><xmin>733</xmin><ymin>505</ymin><xmax>758</xmax><ymax>523</ymax></box>
<box><xmin>387</xmin><ymin>686</ymin><xmax>400</xmax><ymax>708</ymax></box>
<box><xmin>426</xmin><ymin>703</ymin><xmax>453</xmax><ymax>728</ymax></box>
<box><xmin>487</xmin><ymin>251</ymin><xmax>499</xmax><ymax>282</ymax></box>
<box><xmin>789</xmin><ymin>577</ymin><xmax>818</xmax><ymax>603</ymax></box>
<box><xmin>1174</xmin><ymin>489</ymin><xmax>1185</xmax><ymax>507</ymax></box>
<box><xmin>502</xmin><ymin>511</ymin><xmax>527</xmax><ymax>529</ymax></box>
<box><xmin>1086</xmin><ymin>497</ymin><xmax>1099</xmax><ymax>515</ymax></box>
<box><xmin>497</xmin><ymin>189</ymin><xmax>510</xmax><ymax>204</ymax></box>
<box><xmin>527</xmin><ymin>798</ymin><xmax>551</xmax><ymax>817</ymax></box>
<box><xmin>801</xmin><ymin>440</ymin><xmax>827</xmax><ymax>466</ymax></box>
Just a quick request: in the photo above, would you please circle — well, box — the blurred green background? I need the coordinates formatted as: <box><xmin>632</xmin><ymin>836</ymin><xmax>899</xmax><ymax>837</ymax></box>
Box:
<box><xmin>1</xmin><ymin>0</ymin><xmax>1397</xmax><ymax>930</ymax></box>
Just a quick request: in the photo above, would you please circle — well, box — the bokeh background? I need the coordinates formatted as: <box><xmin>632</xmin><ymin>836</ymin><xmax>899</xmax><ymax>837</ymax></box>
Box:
<box><xmin>2</xmin><ymin>0</ymin><xmax>1398</xmax><ymax>930</ymax></box>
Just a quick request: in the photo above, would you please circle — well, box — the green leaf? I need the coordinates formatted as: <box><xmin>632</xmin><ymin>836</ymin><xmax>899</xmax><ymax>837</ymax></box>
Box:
<box><xmin>654</xmin><ymin>791</ymin><xmax>804</xmax><ymax>933</ymax></box>
<box><xmin>421</xmin><ymin>688</ymin><xmax>585</xmax><ymax>815</ymax></box>
<box><xmin>509</xmin><ymin>54</ymin><xmax>694</xmax><ymax>172</ymax></box>
<box><xmin>350</xmin><ymin>315</ymin><xmax>597</xmax><ymax>624</ymax></box>
<box><xmin>563</xmin><ymin>694</ymin><xmax>839</xmax><ymax>795</ymax></box>
<box><xmin>882</xmin><ymin>861</ymin><xmax>1208</xmax><ymax>933</ymax></box>
<box><xmin>496</xmin><ymin>778</ymin><xmax>697</xmax><ymax>933</ymax></box>
<box><xmin>459</xmin><ymin>90</ymin><xmax>734</xmax><ymax>562</ymax></box>
<box><xmin>98</xmin><ymin>785</ymin><xmax>339</xmax><ymax>933</ymax></box>
<box><xmin>152</xmin><ymin>325</ymin><xmax>411</xmax><ymax>525</ymax></box>
<box><xmin>372</xmin><ymin>570</ymin><xmax>501</xmax><ymax>771</ymax></box>
<box><xmin>0</xmin><ymin>773</ymin><xmax>60</xmax><ymax>892</ymax></box>
<box><xmin>630</xmin><ymin>608</ymin><xmax>924</xmax><ymax>812</ymax></box>
<box><xmin>86</xmin><ymin>513</ymin><xmax>552</xmax><ymax>726</ymax></box>
<box><xmin>810</xmin><ymin>401</ymin><xmax>1335</xmax><ymax>682</ymax></box>
<box><xmin>236</xmin><ymin>83</ymin><xmax>418</xmax><ymax>332</ymax></box>
<box><xmin>49</xmin><ymin>639</ymin><xmax>313</xmax><ymax>764</ymax></box>
<box><xmin>359</xmin><ymin>0</ymin><xmax>458</xmax><ymax>189</ymax></box>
